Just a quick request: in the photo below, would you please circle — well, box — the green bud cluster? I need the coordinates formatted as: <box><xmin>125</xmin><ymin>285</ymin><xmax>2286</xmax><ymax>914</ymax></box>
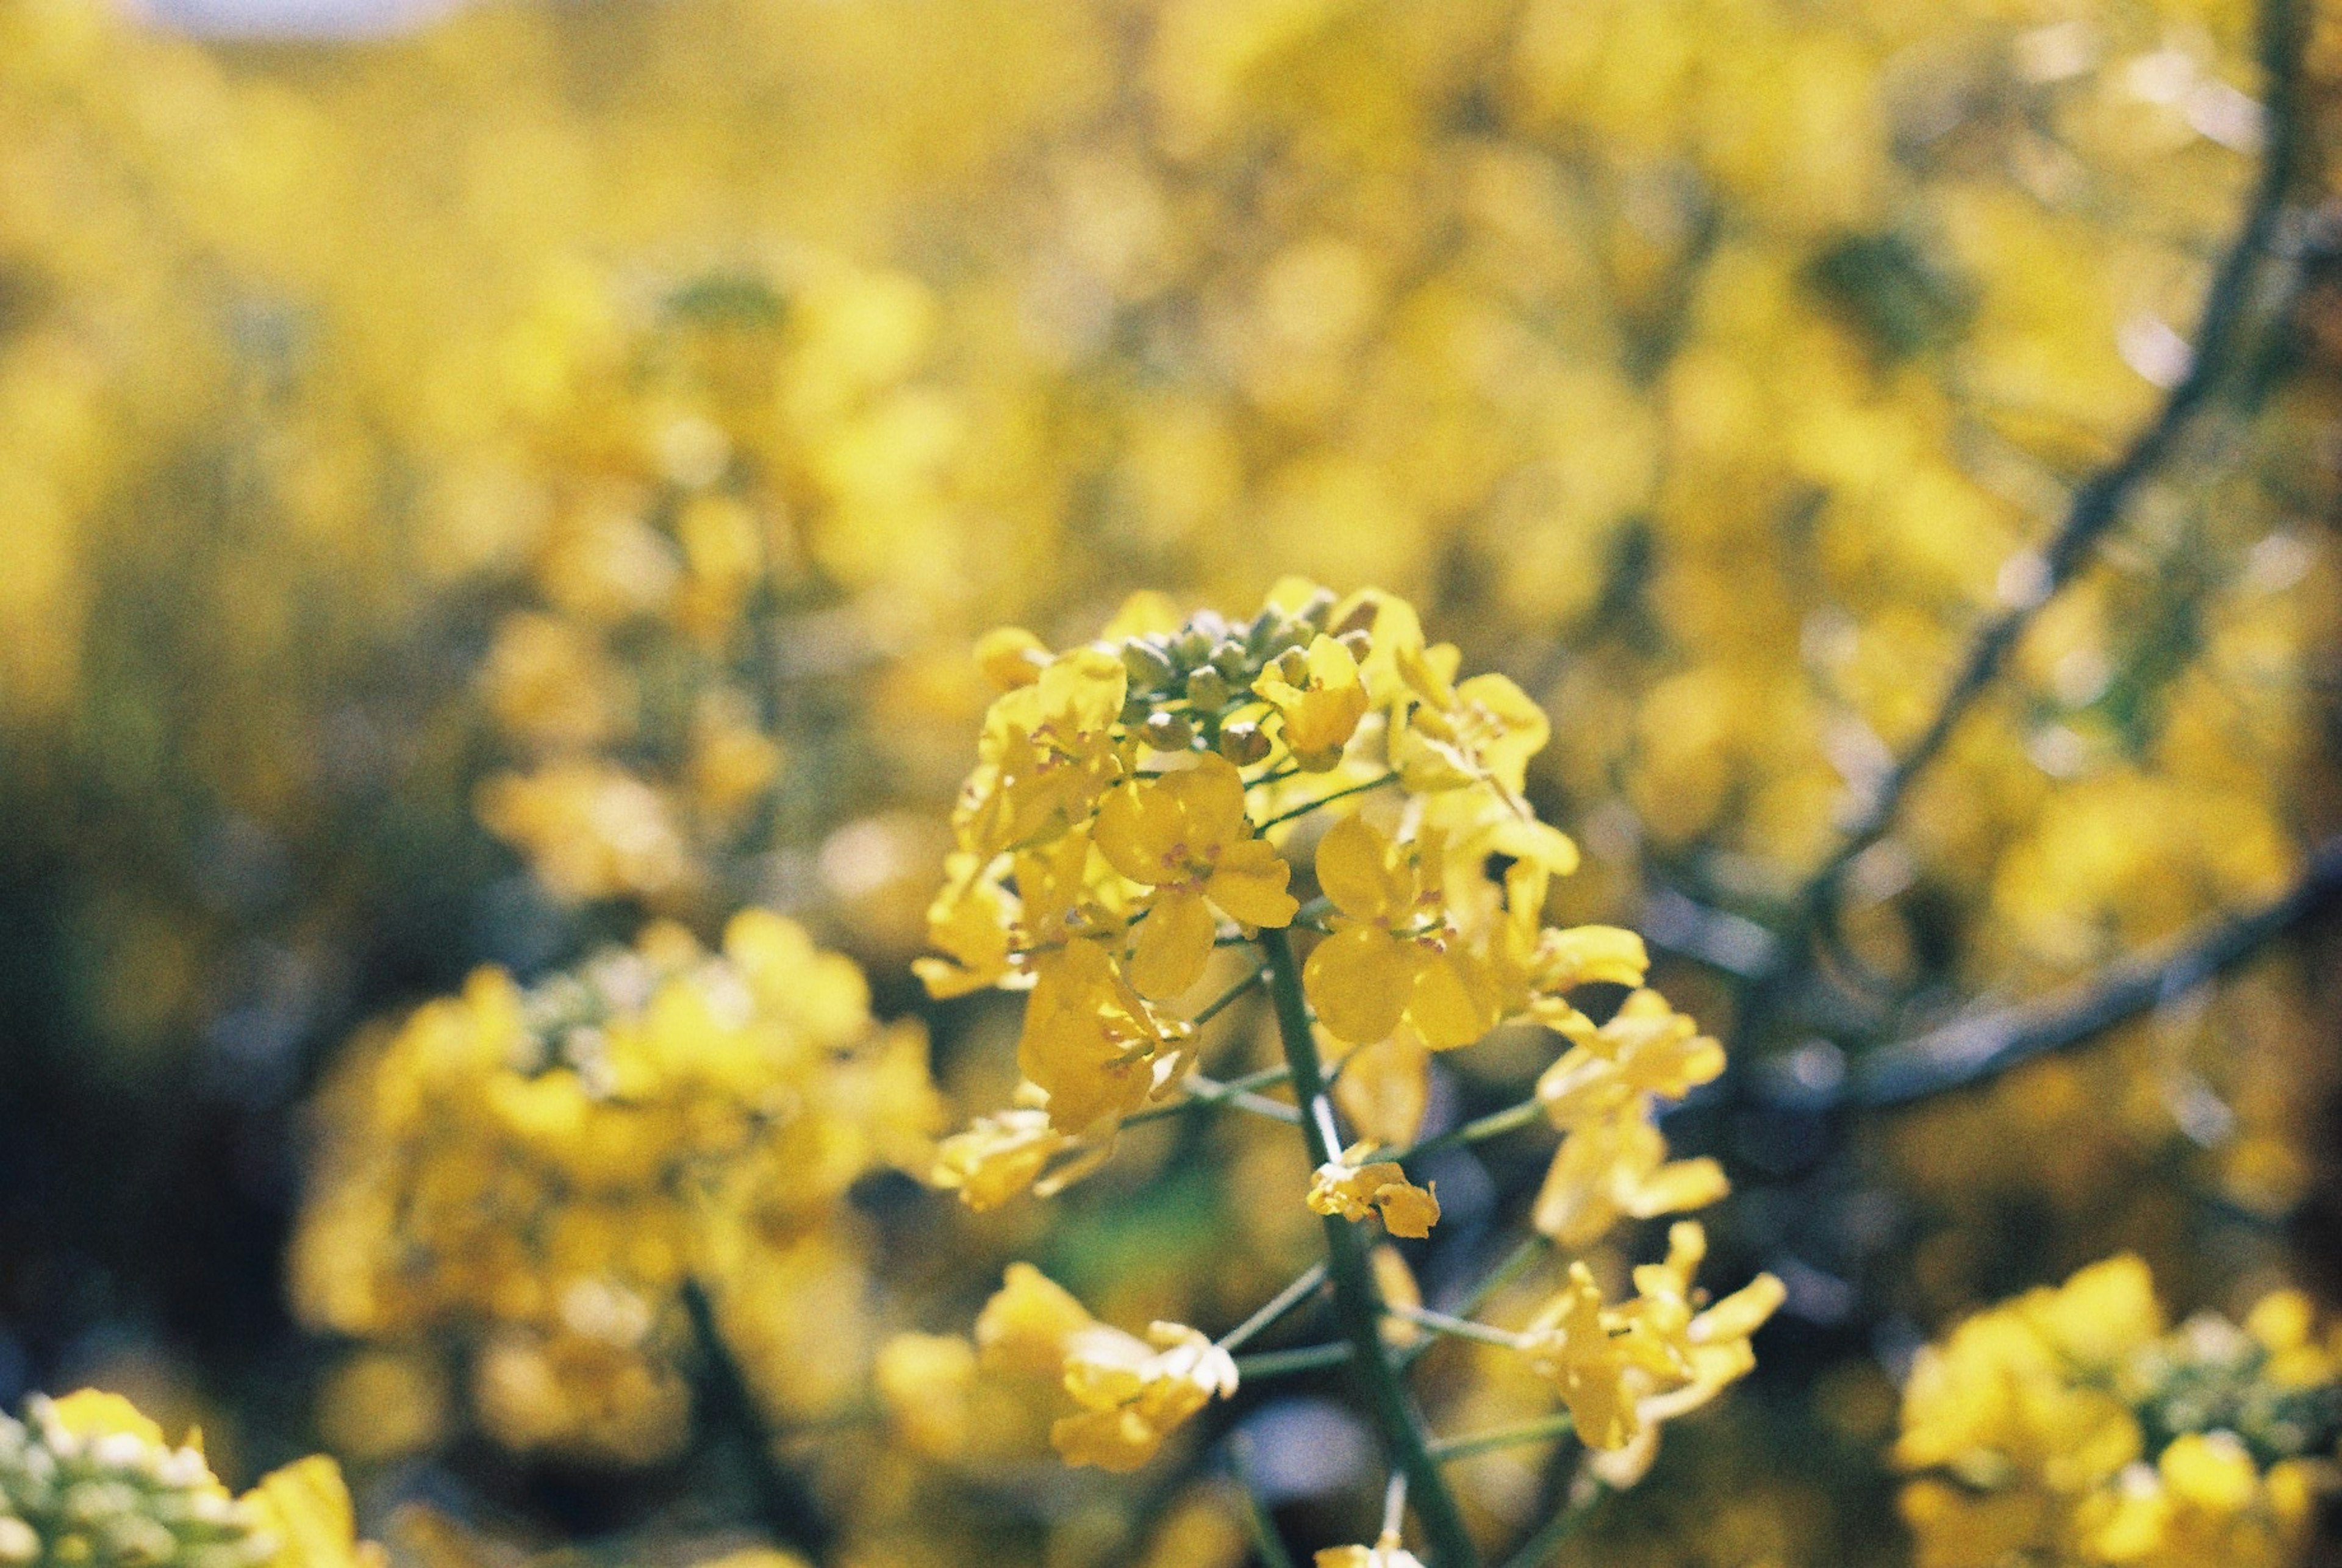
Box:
<box><xmin>0</xmin><ymin>1399</ymin><xmax>273</xmax><ymax>1568</ymax></box>
<box><xmin>1113</xmin><ymin>589</ymin><xmax>1367</xmax><ymax>765</ymax></box>
<box><xmin>2131</xmin><ymin>1316</ymin><xmax>2342</xmax><ymax>1470</ymax></box>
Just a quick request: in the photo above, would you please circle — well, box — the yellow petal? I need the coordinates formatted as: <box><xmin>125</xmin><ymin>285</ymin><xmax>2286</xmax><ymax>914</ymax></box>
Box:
<box><xmin>1130</xmin><ymin>890</ymin><xmax>1216</xmax><ymax>997</ymax></box>
<box><xmin>1406</xmin><ymin>951</ymin><xmax>1500</xmax><ymax>1050</ymax></box>
<box><xmin>1305</xmin><ymin>926</ymin><xmax>1416</xmax><ymax>1045</ymax></box>
<box><xmin>1204</xmin><ymin>839</ymin><xmax>1298</xmax><ymax>928</ymax></box>
<box><xmin>1315</xmin><ymin>814</ymin><xmax>1404</xmax><ymax>923</ymax></box>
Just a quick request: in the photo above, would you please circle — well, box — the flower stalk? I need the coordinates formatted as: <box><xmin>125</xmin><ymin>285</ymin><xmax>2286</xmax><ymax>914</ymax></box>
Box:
<box><xmin>1260</xmin><ymin>927</ymin><xmax>1483</xmax><ymax>1568</ymax></box>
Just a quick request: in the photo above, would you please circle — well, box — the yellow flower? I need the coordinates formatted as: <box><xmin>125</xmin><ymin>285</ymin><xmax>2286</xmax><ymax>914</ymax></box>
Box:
<box><xmin>970</xmin><ymin>1265</ymin><xmax>1235</xmax><ymax>1473</ymax></box>
<box><xmin>1520</xmin><ymin>1262</ymin><xmax>1648</xmax><ymax>1450</ymax></box>
<box><xmin>1304</xmin><ymin>815</ymin><xmax>1501</xmax><ymax>1049</ymax></box>
<box><xmin>1255</xmin><ymin>633</ymin><xmax>1369</xmax><ymax>770</ymax></box>
<box><xmin>975</xmin><ymin>1263</ymin><xmax>1099</xmax><ymax>1380</ymax></box>
<box><xmin>1315</xmin><ymin>1533</ymin><xmax>1425</xmax><ymax>1568</ymax></box>
<box><xmin>1052</xmin><ymin>1320</ymin><xmax>1238</xmax><ymax>1473</ymax></box>
<box><xmin>873</xmin><ymin>1332</ymin><xmax>978</xmax><ymax>1459</ymax></box>
<box><xmin>1391</xmin><ymin>668</ymin><xmax>1551</xmax><ymax>800</ymax></box>
<box><xmin>1306</xmin><ymin>1143</ymin><xmax>1441</xmax><ymax>1237</ymax></box>
<box><xmin>961</xmin><ymin>646</ymin><xmax>1129</xmax><ymax>856</ymax></box>
<box><xmin>243</xmin><ymin>1456</ymin><xmax>387</xmax><ymax>1568</ymax></box>
<box><xmin>1017</xmin><ymin>940</ymin><xmax>1184</xmax><ymax>1129</ymax></box>
<box><xmin>1532</xmin><ymin>1103</ymin><xmax>1729</xmax><ymax>1249</ymax></box>
<box><xmin>973</xmin><ymin>625</ymin><xmax>1050</xmax><ymax>690</ymax></box>
<box><xmin>933</xmin><ymin>1104</ymin><xmax>1095</xmax><ymax>1211</ymax></box>
<box><xmin>1096</xmin><ymin>755</ymin><xmax>1298</xmax><ymax>997</ymax></box>
<box><xmin>914</xmin><ymin>853</ymin><xmax>1019</xmax><ymax>998</ymax></box>
<box><xmin>1536</xmin><ymin>990</ymin><xmax>1724</xmax><ymax>1128</ymax></box>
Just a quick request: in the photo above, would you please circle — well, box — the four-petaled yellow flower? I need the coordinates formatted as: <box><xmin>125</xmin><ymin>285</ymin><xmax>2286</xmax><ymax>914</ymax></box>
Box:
<box><xmin>1017</xmin><ymin>940</ymin><xmax>1184</xmax><ymax>1129</ymax></box>
<box><xmin>1537</xmin><ymin>989</ymin><xmax>1725</xmax><ymax>1128</ymax></box>
<box><xmin>1533</xmin><ymin>1103</ymin><xmax>1729</xmax><ymax>1249</ymax></box>
<box><xmin>1053</xmin><ymin>1320</ymin><xmax>1239</xmax><ymax>1473</ymax></box>
<box><xmin>1097</xmin><ymin>755</ymin><xmax>1298</xmax><ymax>997</ymax></box>
<box><xmin>1307</xmin><ymin>1143</ymin><xmax>1441</xmax><ymax>1237</ymax></box>
<box><xmin>1255</xmin><ymin>634</ymin><xmax>1370</xmax><ymax>771</ymax></box>
<box><xmin>1305</xmin><ymin>815</ymin><xmax>1500</xmax><ymax>1049</ymax></box>
<box><xmin>971</xmin><ymin>1264</ymin><xmax>1236</xmax><ymax>1473</ymax></box>
<box><xmin>933</xmin><ymin>1105</ymin><xmax>1077</xmax><ymax>1211</ymax></box>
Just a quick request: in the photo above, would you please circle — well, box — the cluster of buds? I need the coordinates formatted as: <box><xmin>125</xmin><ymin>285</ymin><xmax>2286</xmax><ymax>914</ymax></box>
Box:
<box><xmin>1092</xmin><ymin>589</ymin><xmax>1364</xmax><ymax>768</ymax></box>
<box><xmin>0</xmin><ymin>1395</ymin><xmax>376</xmax><ymax>1568</ymax></box>
<box><xmin>0</xmin><ymin>1394</ymin><xmax>323</xmax><ymax>1568</ymax></box>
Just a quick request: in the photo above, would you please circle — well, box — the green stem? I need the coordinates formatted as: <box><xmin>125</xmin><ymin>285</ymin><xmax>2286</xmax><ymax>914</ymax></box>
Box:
<box><xmin>1390</xmin><ymin>1097</ymin><xmax>1545</xmax><ymax>1165</ymax></box>
<box><xmin>1429</xmin><ymin>1412</ymin><xmax>1577</xmax><ymax>1463</ymax></box>
<box><xmin>1499</xmin><ymin>1486</ymin><xmax>1606</xmax><ymax>1568</ymax></box>
<box><xmin>1220</xmin><ymin>1261</ymin><xmax>1330</xmax><ymax>1352</ymax></box>
<box><xmin>1231</xmin><ymin>1341</ymin><xmax>1353</xmax><ymax>1379</ymax></box>
<box><xmin>1387</xmin><ymin>1305</ymin><xmax>1527</xmax><ymax>1350</ymax></box>
<box><xmin>1256</xmin><ymin>771</ymin><xmax>1400</xmax><ymax>830</ymax></box>
<box><xmin>1258</xmin><ymin>929</ymin><xmax>1484</xmax><ymax>1568</ymax></box>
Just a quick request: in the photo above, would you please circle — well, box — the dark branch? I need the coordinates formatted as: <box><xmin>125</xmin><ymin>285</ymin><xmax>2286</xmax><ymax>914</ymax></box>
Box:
<box><xmin>681</xmin><ymin>1276</ymin><xmax>834</xmax><ymax>1561</ymax></box>
<box><xmin>1850</xmin><ymin>836</ymin><xmax>2342</xmax><ymax>1108</ymax></box>
<box><xmin>1736</xmin><ymin>0</ymin><xmax>2313</xmax><ymax>1043</ymax></box>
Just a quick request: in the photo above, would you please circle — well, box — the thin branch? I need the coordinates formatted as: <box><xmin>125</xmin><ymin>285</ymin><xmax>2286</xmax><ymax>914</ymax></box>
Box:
<box><xmin>1499</xmin><ymin>1484</ymin><xmax>1608</xmax><ymax>1568</ymax></box>
<box><xmin>1219</xmin><ymin>1261</ymin><xmax>1331</xmax><ymax>1353</ymax></box>
<box><xmin>1229</xmin><ymin>1434</ymin><xmax>1301</xmax><ymax>1568</ymax></box>
<box><xmin>1192</xmin><ymin>966</ymin><xmax>1267</xmax><ymax>1026</ymax></box>
<box><xmin>1256</xmin><ymin>772</ymin><xmax>1401</xmax><ymax>830</ymax></box>
<box><xmin>1392</xmin><ymin>1097</ymin><xmax>1546</xmax><ymax>1166</ymax></box>
<box><xmin>1231</xmin><ymin>1341</ymin><xmax>1353</xmax><ymax>1380</ymax></box>
<box><xmin>679</xmin><ymin>1277</ymin><xmax>831</xmax><ymax>1560</ymax></box>
<box><xmin>1186</xmin><ymin>1072</ymin><xmax>1305</xmax><ymax>1124</ymax></box>
<box><xmin>1741</xmin><ymin>0</ymin><xmax>2312</xmax><ymax>1034</ymax></box>
<box><xmin>1850</xmin><ymin>835</ymin><xmax>2342</xmax><ymax>1108</ymax></box>
<box><xmin>1386</xmin><ymin>1303</ymin><xmax>1530</xmax><ymax>1350</ymax></box>
<box><xmin>1121</xmin><ymin>1063</ymin><xmax>1294</xmax><ymax>1128</ymax></box>
<box><xmin>1430</xmin><ymin>1412</ymin><xmax>1577</xmax><ymax>1463</ymax></box>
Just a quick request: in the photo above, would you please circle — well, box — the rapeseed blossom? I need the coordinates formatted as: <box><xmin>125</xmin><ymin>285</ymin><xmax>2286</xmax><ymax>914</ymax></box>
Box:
<box><xmin>915</xmin><ymin>587</ymin><xmax>1780</xmax><ymax>1508</ymax></box>
<box><xmin>1896</xmin><ymin>1255</ymin><xmax>2342</xmax><ymax>1568</ymax></box>
<box><xmin>290</xmin><ymin>912</ymin><xmax>941</xmax><ymax>1462</ymax></box>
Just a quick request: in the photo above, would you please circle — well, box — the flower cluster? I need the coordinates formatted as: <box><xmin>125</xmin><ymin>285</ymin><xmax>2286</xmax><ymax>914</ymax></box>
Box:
<box><xmin>290</xmin><ymin>912</ymin><xmax>941</xmax><ymax>1462</ymax></box>
<box><xmin>0</xmin><ymin>1391</ymin><xmax>376</xmax><ymax>1568</ymax></box>
<box><xmin>1896</xmin><ymin>1255</ymin><xmax>2342</xmax><ymax>1567</ymax></box>
<box><xmin>917</xmin><ymin>587</ymin><xmax>1780</xmax><ymax>1491</ymax></box>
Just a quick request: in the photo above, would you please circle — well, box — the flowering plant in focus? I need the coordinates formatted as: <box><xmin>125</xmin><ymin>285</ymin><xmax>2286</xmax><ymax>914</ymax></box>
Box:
<box><xmin>899</xmin><ymin>584</ymin><xmax>1783</xmax><ymax>1563</ymax></box>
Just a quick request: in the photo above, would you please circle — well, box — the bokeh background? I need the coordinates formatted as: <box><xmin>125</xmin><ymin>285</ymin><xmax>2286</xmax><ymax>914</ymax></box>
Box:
<box><xmin>1</xmin><ymin>0</ymin><xmax>2340</xmax><ymax>1563</ymax></box>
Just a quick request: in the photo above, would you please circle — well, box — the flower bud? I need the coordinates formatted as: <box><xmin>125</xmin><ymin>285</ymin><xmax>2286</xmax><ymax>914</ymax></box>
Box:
<box><xmin>1184</xmin><ymin>668</ymin><xmax>1230</xmax><ymax>712</ymax></box>
<box><xmin>1208</xmin><ymin>641</ymin><xmax>1252</xmax><ymax>682</ymax></box>
<box><xmin>1273</xmin><ymin>647</ymin><xmax>1310</xmax><ymax>686</ymax></box>
<box><xmin>1217</xmin><ymin>721</ymin><xmax>1270</xmax><ymax>766</ymax></box>
<box><xmin>1120</xmin><ymin>639</ymin><xmax>1176</xmax><ymax>692</ymax></box>
<box><xmin>1336</xmin><ymin>628</ymin><xmax>1372</xmax><ymax>661</ymax></box>
<box><xmin>1142</xmin><ymin>712</ymin><xmax>1195</xmax><ymax>751</ymax></box>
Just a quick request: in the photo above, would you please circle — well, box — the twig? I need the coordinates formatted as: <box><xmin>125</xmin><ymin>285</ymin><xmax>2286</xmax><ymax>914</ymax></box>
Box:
<box><xmin>1737</xmin><ymin>0</ymin><xmax>2312</xmax><ymax>1044</ymax></box>
<box><xmin>1498</xmin><ymin>1484</ymin><xmax>1607</xmax><ymax>1568</ymax></box>
<box><xmin>1850</xmin><ymin>836</ymin><xmax>2342</xmax><ymax>1107</ymax></box>
<box><xmin>1257</xmin><ymin>772</ymin><xmax>1401</xmax><ymax>831</ymax></box>
<box><xmin>1219</xmin><ymin>1261</ymin><xmax>1331</xmax><ymax>1353</ymax></box>
<box><xmin>1229</xmin><ymin>1434</ymin><xmax>1301</xmax><ymax>1568</ymax></box>
<box><xmin>1430</xmin><ymin>1412</ymin><xmax>1577</xmax><ymax>1463</ymax></box>
<box><xmin>679</xmin><ymin>1277</ymin><xmax>831</xmax><ymax>1560</ymax></box>
<box><xmin>1386</xmin><ymin>1304</ymin><xmax>1529</xmax><ymax>1350</ymax></box>
<box><xmin>1392</xmin><ymin>1098</ymin><xmax>1545</xmax><ymax>1166</ymax></box>
<box><xmin>1231</xmin><ymin>1341</ymin><xmax>1353</xmax><ymax>1380</ymax></box>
